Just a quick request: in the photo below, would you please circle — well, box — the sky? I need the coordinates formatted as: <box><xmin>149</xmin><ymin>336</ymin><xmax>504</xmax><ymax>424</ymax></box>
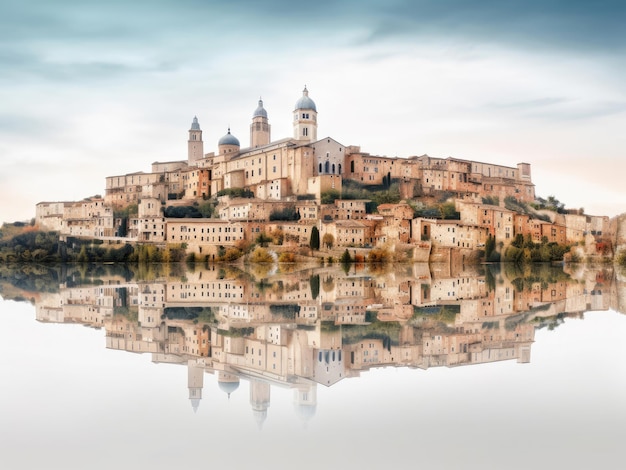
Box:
<box><xmin>1</xmin><ymin>0</ymin><xmax>625</xmax><ymax>222</ymax></box>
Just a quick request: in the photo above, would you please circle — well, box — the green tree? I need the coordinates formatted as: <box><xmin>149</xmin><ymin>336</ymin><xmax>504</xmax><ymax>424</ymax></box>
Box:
<box><xmin>77</xmin><ymin>245</ymin><xmax>89</xmax><ymax>263</ymax></box>
<box><xmin>485</xmin><ymin>235</ymin><xmax>500</xmax><ymax>262</ymax></box>
<box><xmin>310</xmin><ymin>274</ymin><xmax>320</xmax><ymax>300</ymax></box>
<box><xmin>255</xmin><ymin>232</ymin><xmax>272</xmax><ymax>247</ymax></box>
<box><xmin>438</xmin><ymin>202</ymin><xmax>460</xmax><ymax>220</ymax></box>
<box><xmin>320</xmin><ymin>190</ymin><xmax>341</xmax><ymax>204</ymax></box>
<box><xmin>340</xmin><ymin>249</ymin><xmax>352</xmax><ymax>264</ymax></box>
<box><xmin>309</xmin><ymin>226</ymin><xmax>320</xmax><ymax>250</ymax></box>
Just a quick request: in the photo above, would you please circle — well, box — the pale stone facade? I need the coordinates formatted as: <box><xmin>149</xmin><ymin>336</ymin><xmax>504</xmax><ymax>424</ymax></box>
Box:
<box><xmin>412</xmin><ymin>218</ymin><xmax>489</xmax><ymax>250</ymax></box>
<box><xmin>166</xmin><ymin>219</ymin><xmax>245</xmax><ymax>257</ymax></box>
<box><xmin>36</xmin><ymin>198</ymin><xmax>114</xmax><ymax>237</ymax></box>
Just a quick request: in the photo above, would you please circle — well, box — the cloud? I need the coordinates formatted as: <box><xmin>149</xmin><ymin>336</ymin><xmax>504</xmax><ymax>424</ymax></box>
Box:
<box><xmin>1</xmin><ymin>0</ymin><xmax>625</xmax><ymax>222</ymax></box>
<box><xmin>484</xmin><ymin>97</ymin><xmax>626</xmax><ymax>121</ymax></box>
<box><xmin>489</xmin><ymin>97</ymin><xmax>570</xmax><ymax>110</ymax></box>
<box><xmin>361</xmin><ymin>0</ymin><xmax>626</xmax><ymax>54</ymax></box>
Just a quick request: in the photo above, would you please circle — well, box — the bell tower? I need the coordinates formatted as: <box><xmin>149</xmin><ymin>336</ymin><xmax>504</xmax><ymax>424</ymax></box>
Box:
<box><xmin>188</xmin><ymin>116</ymin><xmax>204</xmax><ymax>164</ymax></box>
<box><xmin>293</xmin><ymin>86</ymin><xmax>317</xmax><ymax>142</ymax></box>
<box><xmin>250</xmin><ymin>98</ymin><xmax>271</xmax><ymax>148</ymax></box>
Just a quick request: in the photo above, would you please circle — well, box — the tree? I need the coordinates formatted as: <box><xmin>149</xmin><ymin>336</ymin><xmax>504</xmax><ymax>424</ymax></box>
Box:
<box><xmin>250</xmin><ymin>247</ymin><xmax>274</xmax><ymax>263</ymax></box>
<box><xmin>438</xmin><ymin>202</ymin><xmax>459</xmax><ymax>220</ymax></box>
<box><xmin>309</xmin><ymin>274</ymin><xmax>320</xmax><ymax>300</ymax></box>
<box><xmin>255</xmin><ymin>232</ymin><xmax>272</xmax><ymax>247</ymax></box>
<box><xmin>309</xmin><ymin>226</ymin><xmax>320</xmax><ymax>250</ymax></box>
<box><xmin>320</xmin><ymin>190</ymin><xmax>340</xmax><ymax>204</ymax></box>
<box><xmin>485</xmin><ymin>235</ymin><xmax>500</xmax><ymax>262</ymax></box>
<box><xmin>322</xmin><ymin>233</ymin><xmax>334</xmax><ymax>250</ymax></box>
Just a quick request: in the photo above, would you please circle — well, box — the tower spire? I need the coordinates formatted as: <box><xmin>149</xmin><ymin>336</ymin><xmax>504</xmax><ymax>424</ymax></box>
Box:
<box><xmin>293</xmin><ymin>86</ymin><xmax>317</xmax><ymax>142</ymax></box>
<box><xmin>251</xmin><ymin>96</ymin><xmax>271</xmax><ymax>147</ymax></box>
<box><xmin>188</xmin><ymin>116</ymin><xmax>203</xmax><ymax>164</ymax></box>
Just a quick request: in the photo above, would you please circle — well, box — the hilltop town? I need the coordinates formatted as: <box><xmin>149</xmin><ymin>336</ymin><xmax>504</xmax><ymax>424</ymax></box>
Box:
<box><xmin>33</xmin><ymin>87</ymin><xmax>614</xmax><ymax>264</ymax></box>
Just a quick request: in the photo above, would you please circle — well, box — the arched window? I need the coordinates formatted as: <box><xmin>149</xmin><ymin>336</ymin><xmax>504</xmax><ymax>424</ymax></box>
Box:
<box><xmin>350</xmin><ymin>161</ymin><xmax>355</xmax><ymax>172</ymax></box>
<box><xmin>325</xmin><ymin>161</ymin><xmax>330</xmax><ymax>173</ymax></box>
<box><xmin>332</xmin><ymin>164</ymin><xmax>336</xmax><ymax>174</ymax></box>
<box><xmin>338</xmin><ymin>164</ymin><xmax>342</xmax><ymax>174</ymax></box>
<box><xmin>319</xmin><ymin>163</ymin><xmax>322</xmax><ymax>173</ymax></box>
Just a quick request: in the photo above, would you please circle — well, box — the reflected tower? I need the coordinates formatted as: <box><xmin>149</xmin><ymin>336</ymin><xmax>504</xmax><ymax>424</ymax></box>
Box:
<box><xmin>293</xmin><ymin>383</ymin><xmax>317</xmax><ymax>424</ymax></box>
<box><xmin>250</xmin><ymin>379</ymin><xmax>271</xmax><ymax>429</ymax></box>
<box><xmin>188</xmin><ymin>359</ymin><xmax>204</xmax><ymax>413</ymax></box>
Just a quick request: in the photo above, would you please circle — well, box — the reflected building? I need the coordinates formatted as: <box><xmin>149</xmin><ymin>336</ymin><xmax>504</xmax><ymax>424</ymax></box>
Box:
<box><xmin>8</xmin><ymin>263</ymin><xmax>620</xmax><ymax>423</ymax></box>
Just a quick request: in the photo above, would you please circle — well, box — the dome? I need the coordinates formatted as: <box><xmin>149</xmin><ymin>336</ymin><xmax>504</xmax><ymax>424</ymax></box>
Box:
<box><xmin>190</xmin><ymin>116</ymin><xmax>200</xmax><ymax>130</ymax></box>
<box><xmin>218</xmin><ymin>381</ymin><xmax>240</xmax><ymax>396</ymax></box>
<box><xmin>218</xmin><ymin>128</ymin><xmax>240</xmax><ymax>146</ymax></box>
<box><xmin>295</xmin><ymin>86</ymin><xmax>316</xmax><ymax>112</ymax></box>
<box><xmin>218</xmin><ymin>371</ymin><xmax>240</xmax><ymax>398</ymax></box>
<box><xmin>253</xmin><ymin>99</ymin><xmax>268</xmax><ymax>118</ymax></box>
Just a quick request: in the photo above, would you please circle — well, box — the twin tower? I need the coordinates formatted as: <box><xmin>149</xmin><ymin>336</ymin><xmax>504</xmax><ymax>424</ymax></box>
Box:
<box><xmin>188</xmin><ymin>87</ymin><xmax>318</xmax><ymax>164</ymax></box>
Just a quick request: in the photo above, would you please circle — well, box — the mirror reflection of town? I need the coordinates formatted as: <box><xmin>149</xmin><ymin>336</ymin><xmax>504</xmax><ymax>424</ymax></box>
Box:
<box><xmin>4</xmin><ymin>262</ymin><xmax>621</xmax><ymax>426</ymax></box>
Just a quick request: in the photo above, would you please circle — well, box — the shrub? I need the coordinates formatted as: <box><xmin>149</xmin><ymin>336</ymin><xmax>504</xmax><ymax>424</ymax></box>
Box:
<box><xmin>367</xmin><ymin>248</ymin><xmax>391</xmax><ymax>263</ymax></box>
<box><xmin>249</xmin><ymin>247</ymin><xmax>274</xmax><ymax>263</ymax></box>
<box><xmin>269</xmin><ymin>206</ymin><xmax>300</xmax><ymax>221</ymax></box>
<box><xmin>223</xmin><ymin>248</ymin><xmax>243</xmax><ymax>261</ymax></box>
<box><xmin>235</xmin><ymin>238</ymin><xmax>253</xmax><ymax>253</ymax></box>
<box><xmin>278</xmin><ymin>252</ymin><xmax>296</xmax><ymax>263</ymax></box>
<box><xmin>320</xmin><ymin>190</ymin><xmax>341</xmax><ymax>204</ymax></box>
<box><xmin>322</xmin><ymin>233</ymin><xmax>334</xmax><ymax>249</ymax></box>
<box><xmin>216</xmin><ymin>188</ymin><xmax>254</xmax><ymax>198</ymax></box>
<box><xmin>269</xmin><ymin>228</ymin><xmax>284</xmax><ymax>245</ymax></box>
<box><xmin>164</xmin><ymin>205</ymin><xmax>202</xmax><ymax>218</ymax></box>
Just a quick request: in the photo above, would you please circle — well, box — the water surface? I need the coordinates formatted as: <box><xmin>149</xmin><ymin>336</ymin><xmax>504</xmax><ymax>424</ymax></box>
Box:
<box><xmin>1</xmin><ymin>263</ymin><xmax>625</xmax><ymax>469</ymax></box>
